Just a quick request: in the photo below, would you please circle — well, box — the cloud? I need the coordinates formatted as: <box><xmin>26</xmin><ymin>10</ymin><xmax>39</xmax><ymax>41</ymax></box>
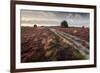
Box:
<box><xmin>21</xmin><ymin>10</ymin><xmax>89</xmax><ymax>27</ymax></box>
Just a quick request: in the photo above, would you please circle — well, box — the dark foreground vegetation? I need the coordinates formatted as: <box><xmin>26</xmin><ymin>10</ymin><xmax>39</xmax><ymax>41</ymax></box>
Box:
<box><xmin>21</xmin><ymin>26</ymin><xmax>89</xmax><ymax>63</ymax></box>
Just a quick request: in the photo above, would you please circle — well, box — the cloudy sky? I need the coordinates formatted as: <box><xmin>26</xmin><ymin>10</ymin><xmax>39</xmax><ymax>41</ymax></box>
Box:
<box><xmin>21</xmin><ymin>10</ymin><xmax>90</xmax><ymax>27</ymax></box>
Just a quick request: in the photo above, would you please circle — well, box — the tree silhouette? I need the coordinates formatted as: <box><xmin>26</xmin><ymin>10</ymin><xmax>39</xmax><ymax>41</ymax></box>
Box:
<box><xmin>61</xmin><ymin>20</ymin><xmax>68</xmax><ymax>28</ymax></box>
<box><xmin>33</xmin><ymin>24</ymin><xmax>37</xmax><ymax>28</ymax></box>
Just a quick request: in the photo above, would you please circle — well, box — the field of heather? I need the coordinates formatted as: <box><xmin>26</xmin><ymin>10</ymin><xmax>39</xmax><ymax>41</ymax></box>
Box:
<box><xmin>57</xmin><ymin>27</ymin><xmax>89</xmax><ymax>41</ymax></box>
<box><xmin>21</xmin><ymin>26</ymin><xmax>89</xmax><ymax>63</ymax></box>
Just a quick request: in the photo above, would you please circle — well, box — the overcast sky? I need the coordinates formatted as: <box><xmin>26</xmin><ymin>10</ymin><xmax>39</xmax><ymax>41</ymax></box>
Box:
<box><xmin>21</xmin><ymin>10</ymin><xmax>90</xmax><ymax>27</ymax></box>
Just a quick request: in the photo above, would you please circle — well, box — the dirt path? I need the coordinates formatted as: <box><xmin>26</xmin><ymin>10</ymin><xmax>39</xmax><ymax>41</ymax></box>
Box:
<box><xmin>49</xmin><ymin>28</ymin><xmax>89</xmax><ymax>59</ymax></box>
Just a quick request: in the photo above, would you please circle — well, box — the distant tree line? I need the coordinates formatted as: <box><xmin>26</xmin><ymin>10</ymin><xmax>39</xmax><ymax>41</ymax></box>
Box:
<box><xmin>33</xmin><ymin>20</ymin><xmax>69</xmax><ymax>28</ymax></box>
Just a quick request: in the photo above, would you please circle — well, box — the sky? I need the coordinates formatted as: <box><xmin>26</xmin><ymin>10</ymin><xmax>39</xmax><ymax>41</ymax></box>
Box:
<box><xmin>21</xmin><ymin>10</ymin><xmax>90</xmax><ymax>27</ymax></box>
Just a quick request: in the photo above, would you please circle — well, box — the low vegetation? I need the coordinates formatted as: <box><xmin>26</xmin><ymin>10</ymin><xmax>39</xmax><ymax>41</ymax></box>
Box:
<box><xmin>21</xmin><ymin>26</ymin><xmax>89</xmax><ymax>63</ymax></box>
